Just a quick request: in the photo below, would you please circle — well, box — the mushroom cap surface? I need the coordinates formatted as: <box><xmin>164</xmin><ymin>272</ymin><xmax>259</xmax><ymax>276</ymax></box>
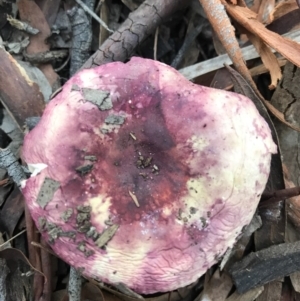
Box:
<box><xmin>21</xmin><ymin>57</ymin><xmax>276</xmax><ymax>294</ymax></box>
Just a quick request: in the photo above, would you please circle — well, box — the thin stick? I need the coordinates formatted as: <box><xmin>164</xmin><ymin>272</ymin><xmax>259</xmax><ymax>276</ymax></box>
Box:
<box><xmin>0</xmin><ymin>229</ymin><xmax>26</xmax><ymax>249</ymax></box>
<box><xmin>82</xmin><ymin>0</ymin><xmax>188</xmax><ymax>68</ymax></box>
<box><xmin>171</xmin><ymin>23</ymin><xmax>203</xmax><ymax>69</ymax></box>
<box><xmin>0</xmin><ymin>147</ymin><xmax>26</xmax><ymax>187</ymax></box>
<box><xmin>74</xmin><ymin>0</ymin><xmax>113</xmax><ymax>33</ymax></box>
<box><xmin>153</xmin><ymin>27</ymin><xmax>159</xmax><ymax>61</ymax></box>
<box><xmin>68</xmin><ymin>267</ymin><xmax>82</xmax><ymax>301</ymax></box>
<box><xmin>179</xmin><ymin>29</ymin><xmax>300</xmax><ymax>80</ymax></box>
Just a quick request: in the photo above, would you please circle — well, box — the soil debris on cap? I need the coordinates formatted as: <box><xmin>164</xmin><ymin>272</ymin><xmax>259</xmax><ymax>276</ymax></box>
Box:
<box><xmin>75</xmin><ymin>164</ymin><xmax>93</xmax><ymax>175</ymax></box>
<box><xmin>82</xmin><ymin>88</ymin><xmax>112</xmax><ymax>110</ymax></box>
<box><xmin>105</xmin><ymin>114</ymin><xmax>125</xmax><ymax>125</ymax></box>
<box><xmin>84</xmin><ymin>155</ymin><xmax>97</xmax><ymax>162</ymax></box>
<box><xmin>77</xmin><ymin>205</ymin><xmax>92</xmax><ymax>213</ymax></box>
<box><xmin>71</xmin><ymin>84</ymin><xmax>80</xmax><ymax>91</ymax></box>
<box><xmin>95</xmin><ymin>224</ymin><xmax>119</xmax><ymax>248</ymax></box>
<box><xmin>61</xmin><ymin>208</ymin><xmax>73</xmax><ymax>222</ymax></box>
<box><xmin>37</xmin><ymin>177</ymin><xmax>60</xmax><ymax>209</ymax></box>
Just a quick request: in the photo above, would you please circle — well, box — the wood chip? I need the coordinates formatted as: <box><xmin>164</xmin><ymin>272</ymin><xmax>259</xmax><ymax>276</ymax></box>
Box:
<box><xmin>230</xmin><ymin>241</ymin><xmax>300</xmax><ymax>293</ymax></box>
<box><xmin>129</xmin><ymin>190</ymin><xmax>139</xmax><ymax>207</ymax></box>
<box><xmin>95</xmin><ymin>224</ymin><xmax>119</xmax><ymax>248</ymax></box>
<box><xmin>129</xmin><ymin>133</ymin><xmax>136</xmax><ymax>140</ymax></box>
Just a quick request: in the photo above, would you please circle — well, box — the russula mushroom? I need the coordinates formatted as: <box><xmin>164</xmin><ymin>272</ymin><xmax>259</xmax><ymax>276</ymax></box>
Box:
<box><xmin>21</xmin><ymin>57</ymin><xmax>276</xmax><ymax>294</ymax></box>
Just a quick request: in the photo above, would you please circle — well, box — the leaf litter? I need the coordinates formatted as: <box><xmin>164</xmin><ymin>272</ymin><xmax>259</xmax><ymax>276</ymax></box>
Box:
<box><xmin>1</xmin><ymin>0</ymin><xmax>300</xmax><ymax>300</ymax></box>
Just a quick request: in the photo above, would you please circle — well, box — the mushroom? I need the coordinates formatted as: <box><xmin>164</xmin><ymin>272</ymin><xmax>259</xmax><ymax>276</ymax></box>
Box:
<box><xmin>21</xmin><ymin>57</ymin><xmax>276</xmax><ymax>294</ymax></box>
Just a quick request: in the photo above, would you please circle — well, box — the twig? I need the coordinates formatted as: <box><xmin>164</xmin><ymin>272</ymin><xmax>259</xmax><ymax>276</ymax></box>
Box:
<box><xmin>0</xmin><ymin>148</ymin><xmax>26</xmax><ymax>187</ymax></box>
<box><xmin>68</xmin><ymin>267</ymin><xmax>82</xmax><ymax>301</ymax></box>
<box><xmin>179</xmin><ymin>29</ymin><xmax>300</xmax><ymax>80</ymax></box>
<box><xmin>25</xmin><ymin>205</ymin><xmax>44</xmax><ymax>301</ymax></box>
<box><xmin>54</xmin><ymin>54</ymin><xmax>70</xmax><ymax>72</ymax></box>
<box><xmin>95</xmin><ymin>0</ymin><xmax>104</xmax><ymax>13</ymax></box>
<box><xmin>82</xmin><ymin>0</ymin><xmax>188</xmax><ymax>68</ymax></box>
<box><xmin>0</xmin><ymin>229</ymin><xmax>26</xmax><ymax>249</ymax></box>
<box><xmin>67</xmin><ymin>5</ymin><xmax>93</xmax><ymax>75</ymax></box>
<box><xmin>31</xmin><ymin>242</ymin><xmax>56</xmax><ymax>256</ymax></box>
<box><xmin>7</xmin><ymin>15</ymin><xmax>39</xmax><ymax>35</ymax></box>
<box><xmin>74</xmin><ymin>0</ymin><xmax>113</xmax><ymax>32</ymax></box>
<box><xmin>171</xmin><ymin>23</ymin><xmax>203</xmax><ymax>69</ymax></box>
<box><xmin>199</xmin><ymin>0</ymin><xmax>254</xmax><ymax>88</ymax></box>
<box><xmin>23</xmin><ymin>50</ymin><xmax>69</xmax><ymax>64</ymax></box>
<box><xmin>40</xmin><ymin>239</ymin><xmax>52</xmax><ymax>301</ymax></box>
<box><xmin>261</xmin><ymin>186</ymin><xmax>300</xmax><ymax>202</ymax></box>
<box><xmin>153</xmin><ymin>27</ymin><xmax>159</xmax><ymax>60</ymax></box>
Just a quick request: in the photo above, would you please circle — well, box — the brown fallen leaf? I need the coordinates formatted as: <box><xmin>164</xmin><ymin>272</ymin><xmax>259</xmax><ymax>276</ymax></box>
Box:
<box><xmin>249</xmin><ymin>58</ymin><xmax>286</xmax><ymax>77</ymax></box>
<box><xmin>35</xmin><ymin>0</ymin><xmax>61</xmax><ymax>27</ymax></box>
<box><xmin>225</xmin><ymin>286</ymin><xmax>263</xmax><ymax>301</ymax></box>
<box><xmin>251</xmin><ymin>0</ymin><xmax>263</xmax><ymax>13</ymax></box>
<box><xmin>255</xmin><ymin>281</ymin><xmax>283</xmax><ymax>301</ymax></box>
<box><xmin>272</xmin><ymin>0</ymin><xmax>299</xmax><ymax>21</ymax></box>
<box><xmin>200</xmin><ymin>269</ymin><xmax>233</xmax><ymax>301</ymax></box>
<box><xmin>0</xmin><ymin>48</ymin><xmax>45</xmax><ymax>130</ymax></box>
<box><xmin>0</xmin><ymin>185</ymin><xmax>24</xmax><ymax>237</ymax></box>
<box><xmin>18</xmin><ymin>0</ymin><xmax>59</xmax><ymax>87</ymax></box>
<box><xmin>283</xmin><ymin>165</ymin><xmax>300</xmax><ymax>229</ymax></box>
<box><xmin>0</xmin><ymin>247</ymin><xmax>45</xmax><ymax>279</ymax></box>
<box><xmin>290</xmin><ymin>272</ymin><xmax>300</xmax><ymax>294</ymax></box>
<box><xmin>223</xmin><ymin>3</ymin><xmax>300</xmax><ymax>69</ymax></box>
<box><xmin>257</xmin><ymin>0</ymin><xmax>275</xmax><ymax>24</ymax></box>
<box><xmin>246</xmin><ymin>30</ymin><xmax>282</xmax><ymax>89</ymax></box>
<box><xmin>202</xmin><ymin>1</ymin><xmax>300</xmax><ymax>132</ymax></box>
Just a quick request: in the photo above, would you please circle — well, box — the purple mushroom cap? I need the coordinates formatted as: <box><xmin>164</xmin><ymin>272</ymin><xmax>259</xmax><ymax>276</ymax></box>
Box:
<box><xmin>21</xmin><ymin>57</ymin><xmax>276</xmax><ymax>294</ymax></box>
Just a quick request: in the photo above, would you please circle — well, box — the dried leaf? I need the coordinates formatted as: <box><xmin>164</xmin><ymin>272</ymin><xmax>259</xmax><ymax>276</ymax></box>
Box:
<box><xmin>246</xmin><ymin>31</ymin><xmax>282</xmax><ymax>89</ymax></box>
<box><xmin>0</xmin><ymin>48</ymin><xmax>45</xmax><ymax>130</ymax></box>
<box><xmin>291</xmin><ymin>272</ymin><xmax>300</xmax><ymax>294</ymax></box>
<box><xmin>255</xmin><ymin>281</ymin><xmax>283</xmax><ymax>301</ymax></box>
<box><xmin>95</xmin><ymin>224</ymin><xmax>119</xmax><ymax>248</ymax></box>
<box><xmin>91</xmin><ymin>277</ymin><xmax>194</xmax><ymax>301</ymax></box>
<box><xmin>18</xmin><ymin>0</ymin><xmax>59</xmax><ymax>86</ymax></box>
<box><xmin>114</xmin><ymin>283</ymin><xmax>144</xmax><ymax>299</ymax></box>
<box><xmin>200</xmin><ymin>0</ymin><xmax>287</xmax><ymax>118</ymax></box>
<box><xmin>0</xmin><ymin>185</ymin><xmax>24</xmax><ymax>236</ymax></box>
<box><xmin>200</xmin><ymin>269</ymin><xmax>233</xmax><ymax>301</ymax></box>
<box><xmin>0</xmin><ymin>248</ymin><xmax>45</xmax><ymax>278</ymax></box>
<box><xmin>36</xmin><ymin>0</ymin><xmax>61</xmax><ymax>27</ymax></box>
<box><xmin>225</xmin><ymin>63</ymin><xmax>300</xmax><ymax>133</ymax></box>
<box><xmin>224</xmin><ymin>3</ymin><xmax>300</xmax><ymax>69</ymax></box>
<box><xmin>283</xmin><ymin>166</ymin><xmax>300</xmax><ymax>229</ymax></box>
<box><xmin>272</xmin><ymin>0</ymin><xmax>299</xmax><ymax>21</ymax></box>
<box><xmin>179</xmin><ymin>30</ymin><xmax>300</xmax><ymax>80</ymax></box>
<box><xmin>225</xmin><ymin>286</ymin><xmax>263</xmax><ymax>301</ymax></box>
<box><xmin>251</xmin><ymin>0</ymin><xmax>263</xmax><ymax>13</ymax></box>
<box><xmin>210</xmin><ymin>68</ymin><xmax>233</xmax><ymax>90</ymax></box>
<box><xmin>249</xmin><ymin>58</ymin><xmax>286</xmax><ymax>78</ymax></box>
<box><xmin>257</xmin><ymin>0</ymin><xmax>275</xmax><ymax>24</ymax></box>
